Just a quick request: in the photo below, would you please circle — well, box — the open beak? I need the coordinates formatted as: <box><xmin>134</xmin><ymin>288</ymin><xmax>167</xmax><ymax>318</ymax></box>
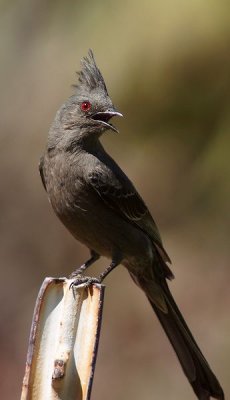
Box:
<box><xmin>91</xmin><ymin>109</ymin><xmax>123</xmax><ymax>133</ymax></box>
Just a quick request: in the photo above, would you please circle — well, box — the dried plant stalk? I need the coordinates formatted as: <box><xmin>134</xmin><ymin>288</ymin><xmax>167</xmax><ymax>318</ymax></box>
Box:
<box><xmin>21</xmin><ymin>277</ymin><xmax>104</xmax><ymax>400</ymax></box>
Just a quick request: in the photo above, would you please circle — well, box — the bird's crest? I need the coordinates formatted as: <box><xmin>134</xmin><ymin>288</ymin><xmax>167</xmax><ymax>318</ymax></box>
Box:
<box><xmin>74</xmin><ymin>50</ymin><xmax>108</xmax><ymax>95</ymax></box>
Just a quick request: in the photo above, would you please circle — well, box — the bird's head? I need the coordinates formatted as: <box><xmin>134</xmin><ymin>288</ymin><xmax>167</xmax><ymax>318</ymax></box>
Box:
<box><xmin>48</xmin><ymin>50</ymin><xmax>122</xmax><ymax>151</ymax></box>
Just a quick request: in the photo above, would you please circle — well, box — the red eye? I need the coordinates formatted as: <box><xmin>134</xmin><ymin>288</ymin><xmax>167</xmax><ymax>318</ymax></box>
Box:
<box><xmin>81</xmin><ymin>101</ymin><xmax>91</xmax><ymax>112</ymax></box>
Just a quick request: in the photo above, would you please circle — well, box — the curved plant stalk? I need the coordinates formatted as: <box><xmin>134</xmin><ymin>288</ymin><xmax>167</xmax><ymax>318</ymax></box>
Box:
<box><xmin>21</xmin><ymin>277</ymin><xmax>104</xmax><ymax>400</ymax></box>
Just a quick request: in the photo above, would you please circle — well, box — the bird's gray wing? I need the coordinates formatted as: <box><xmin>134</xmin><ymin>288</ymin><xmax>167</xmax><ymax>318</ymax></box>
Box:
<box><xmin>88</xmin><ymin>168</ymin><xmax>171</xmax><ymax>265</ymax></box>
<box><xmin>88</xmin><ymin>169</ymin><xmax>147</xmax><ymax>221</ymax></box>
<box><xmin>39</xmin><ymin>156</ymin><xmax>47</xmax><ymax>191</ymax></box>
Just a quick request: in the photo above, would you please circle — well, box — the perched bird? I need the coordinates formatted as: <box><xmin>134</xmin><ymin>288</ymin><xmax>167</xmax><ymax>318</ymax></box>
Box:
<box><xmin>40</xmin><ymin>50</ymin><xmax>224</xmax><ymax>400</ymax></box>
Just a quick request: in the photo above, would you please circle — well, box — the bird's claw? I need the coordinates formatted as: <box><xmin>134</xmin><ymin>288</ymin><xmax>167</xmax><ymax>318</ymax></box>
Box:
<box><xmin>69</xmin><ymin>276</ymin><xmax>101</xmax><ymax>290</ymax></box>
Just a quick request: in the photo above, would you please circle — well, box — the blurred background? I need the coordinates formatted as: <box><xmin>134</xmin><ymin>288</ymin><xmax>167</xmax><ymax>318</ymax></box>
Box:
<box><xmin>0</xmin><ymin>0</ymin><xmax>229</xmax><ymax>399</ymax></box>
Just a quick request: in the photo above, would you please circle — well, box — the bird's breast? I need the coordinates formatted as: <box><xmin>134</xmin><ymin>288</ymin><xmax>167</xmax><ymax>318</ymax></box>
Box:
<box><xmin>44</xmin><ymin>154</ymin><xmax>85</xmax><ymax>216</ymax></box>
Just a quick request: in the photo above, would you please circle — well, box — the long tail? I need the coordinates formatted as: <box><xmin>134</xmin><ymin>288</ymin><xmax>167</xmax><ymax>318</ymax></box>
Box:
<box><xmin>134</xmin><ymin>273</ymin><xmax>224</xmax><ymax>400</ymax></box>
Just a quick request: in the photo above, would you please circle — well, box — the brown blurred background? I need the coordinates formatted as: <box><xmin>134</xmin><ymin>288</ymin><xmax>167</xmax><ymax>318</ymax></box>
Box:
<box><xmin>1</xmin><ymin>1</ymin><xmax>229</xmax><ymax>399</ymax></box>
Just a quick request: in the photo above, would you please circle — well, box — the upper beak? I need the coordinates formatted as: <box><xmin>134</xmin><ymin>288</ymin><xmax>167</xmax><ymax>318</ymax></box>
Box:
<box><xmin>91</xmin><ymin>109</ymin><xmax>123</xmax><ymax>133</ymax></box>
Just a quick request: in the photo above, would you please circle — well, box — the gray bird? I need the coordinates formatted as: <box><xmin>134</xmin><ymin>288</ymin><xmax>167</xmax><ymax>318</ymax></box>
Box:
<box><xmin>39</xmin><ymin>50</ymin><xmax>224</xmax><ymax>400</ymax></box>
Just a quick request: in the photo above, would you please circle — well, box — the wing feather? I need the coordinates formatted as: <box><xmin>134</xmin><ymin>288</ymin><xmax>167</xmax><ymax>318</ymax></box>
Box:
<box><xmin>88</xmin><ymin>168</ymin><xmax>171</xmax><ymax>268</ymax></box>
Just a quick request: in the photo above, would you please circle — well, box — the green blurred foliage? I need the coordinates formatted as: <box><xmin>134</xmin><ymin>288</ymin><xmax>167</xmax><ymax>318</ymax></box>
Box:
<box><xmin>0</xmin><ymin>1</ymin><xmax>229</xmax><ymax>399</ymax></box>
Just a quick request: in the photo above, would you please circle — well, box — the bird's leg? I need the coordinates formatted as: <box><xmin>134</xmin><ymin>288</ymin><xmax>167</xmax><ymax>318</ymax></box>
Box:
<box><xmin>69</xmin><ymin>250</ymin><xmax>100</xmax><ymax>278</ymax></box>
<box><xmin>98</xmin><ymin>260</ymin><xmax>119</xmax><ymax>282</ymax></box>
<box><xmin>70</xmin><ymin>259</ymin><xmax>120</xmax><ymax>289</ymax></box>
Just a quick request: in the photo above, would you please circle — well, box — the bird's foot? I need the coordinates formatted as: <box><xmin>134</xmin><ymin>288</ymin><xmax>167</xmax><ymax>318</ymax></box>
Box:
<box><xmin>69</xmin><ymin>275</ymin><xmax>101</xmax><ymax>290</ymax></box>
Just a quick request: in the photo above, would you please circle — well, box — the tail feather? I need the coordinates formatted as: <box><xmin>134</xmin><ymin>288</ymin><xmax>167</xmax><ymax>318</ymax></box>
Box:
<box><xmin>148</xmin><ymin>282</ymin><xmax>224</xmax><ymax>400</ymax></box>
